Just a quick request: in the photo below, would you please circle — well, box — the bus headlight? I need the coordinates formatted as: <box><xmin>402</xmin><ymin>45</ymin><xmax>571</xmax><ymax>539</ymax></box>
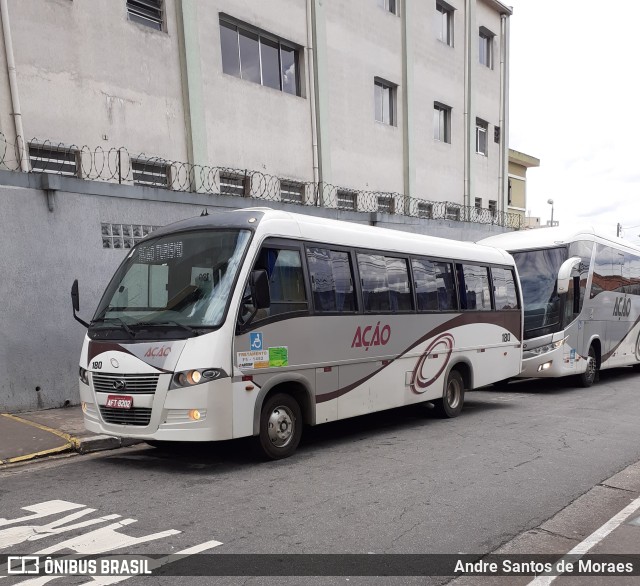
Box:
<box><xmin>79</xmin><ymin>367</ymin><xmax>89</xmax><ymax>385</ymax></box>
<box><xmin>527</xmin><ymin>337</ymin><xmax>568</xmax><ymax>357</ymax></box>
<box><xmin>170</xmin><ymin>368</ymin><xmax>226</xmax><ymax>389</ymax></box>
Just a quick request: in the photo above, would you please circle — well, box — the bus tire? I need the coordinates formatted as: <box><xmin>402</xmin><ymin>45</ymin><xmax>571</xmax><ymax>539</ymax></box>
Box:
<box><xmin>433</xmin><ymin>370</ymin><xmax>465</xmax><ymax>418</ymax></box>
<box><xmin>255</xmin><ymin>393</ymin><xmax>302</xmax><ymax>460</ymax></box>
<box><xmin>578</xmin><ymin>345</ymin><xmax>598</xmax><ymax>387</ymax></box>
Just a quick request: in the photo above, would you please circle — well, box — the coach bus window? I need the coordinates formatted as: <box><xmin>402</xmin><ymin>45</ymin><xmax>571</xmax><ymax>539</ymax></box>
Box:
<box><xmin>590</xmin><ymin>245</ymin><xmax>616</xmax><ymax>298</ymax></box>
<box><xmin>412</xmin><ymin>259</ymin><xmax>456</xmax><ymax>311</ymax></box>
<box><xmin>568</xmin><ymin>240</ymin><xmax>593</xmax><ymax>311</ymax></box>
<box><xmin>386</xmin><ymin>257</ymin><xmax>412</xmax><ymax>311</ymax></box>
<box><xmin>456</xmin><ymin>264</ymin><xmax>491</xmax><ymax>311</ymax></box>
<box><xmin>252</xmin><ymin>247</ymin><xmax>308</xmax><ymax>320</ymax></box>
<box><xmin>491</xmin><ymin>267</ymin><xmax>518</xmax><ymax>310</ymax></box>
<box><xmin>306</xmin><ymin>247</ymin><xmax>356</xmax><ymax>313</ymax></box>
<box><xmin>358</xmin><ymin>253</ymin><xmax>390</xmax><ymax>312</ymax></box>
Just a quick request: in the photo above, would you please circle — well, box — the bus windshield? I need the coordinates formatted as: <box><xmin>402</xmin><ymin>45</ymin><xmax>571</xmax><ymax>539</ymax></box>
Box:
<box><xmin>511</xmin><ymin>246</ymin><xmax>568</xmax><ymax>339</ymax></box>
<box><xmin>92</xmin><ymin>229</ymin><xmax>251</xmax><ymax>332</ymax></box>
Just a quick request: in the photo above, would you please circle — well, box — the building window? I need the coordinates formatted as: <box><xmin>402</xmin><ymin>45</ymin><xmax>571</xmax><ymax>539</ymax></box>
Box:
<box><xmin>433</xmin><ymin>102</ymin><xmax>451</xmax><ymax>143</ymax></box>
<box><xmin>132</xmin><ymin>158</ymin><xmax>170</xmax><ymax>188</ymax></box>
<box><xmin>378</xmin><ymin>0</ymin><xmax>399</xmax><ymax>15</ymax></box>
<box><xmin>479</xmin><ymin>27</ymin><xmax>494</xmax><ymax>68</ymax></box>
<box><xmin>337</xmin><ymin>190</ymin><xmax>357</xmax><ymax>211</ymax></box>
<box><xmin>476</xmin><ymin>119</ymin><xmax>488</xmax><ymax>155</ymax></box>
<box><xmin>475</xmin><ymin>197</ymin><xmax>482</xmax><ymax>209</ymax></box>
<box><xmin>101</xmin><ymin>223</ymin><xmax>157</xmax><ymax>249</ymax></box>
<box><xmin>220</xmin><ymin>19</ymin><xmax>300</xmax><ymax>96</ymax></box>
<box><xmin>377</xmin><ymin>195</ymin><xmax>394</xmax><ymax>214</ymax></box>
<box><xmin>508</xmin><ymin>178</ymin><xmax>512</xmax><ymax>205</ymax></box>
<box><xmin>445</xmin><ymin>205</ymin><xmax>460</xmax><ymax>221</ymax></box>
<box><xmin>280</xmin><ymin>180</ymin><xmax>305</xmax><ymax>204</ymax></box>
<box><xmin>417</xmin><ymin>202</ymin><xmax>433</xmax><ymax>219</ymax></box>
<box><xmin>127</xmin><ymin>0</ymin><xmax>164</xmax><ymax>31</ymax></box>
<box><xmin>29</xmin><ymin>143</ymin><xmax>79</xmax><ymax>177</ymax></box>
<box><xmin>488</xmin><ymin>200</ymin><xmax>497</xmax><ymax>216</ymax></box>
<box><xmin>435</xmin><ymin>1</ymin><xmax>454</xmax><ymax>46</ymax></box>
<box><xmin>374</xmin><ymin>78</ymin><xmax>396</xmax><ymax>126</ymax></box>
<box><xmin>219</xmin><ymin>172</ymin><xmax>249</xmax><ymax>197</ymax></box>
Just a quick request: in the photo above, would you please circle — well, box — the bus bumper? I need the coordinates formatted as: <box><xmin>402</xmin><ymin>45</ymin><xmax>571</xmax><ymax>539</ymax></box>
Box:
<box><xmin>80</xmin><ymin>376</ymin><xmax>236</xmax><ymax>442</ymax></box>
<box><xmin>519</xmin><ymin>344</ymin><xmax>582</xmax><ymax>378</ymax></box>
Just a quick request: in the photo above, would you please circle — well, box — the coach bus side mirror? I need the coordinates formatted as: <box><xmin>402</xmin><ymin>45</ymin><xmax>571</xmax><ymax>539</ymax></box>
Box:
<box><xmin>71</xmin><ymin>279</ymin><xmax>90</xmax><ymax>328</ymax></box>
<box><xmin>557</xmin><ymin>256</ymin><xmax>582</xmax><ymax>295</ymax></box>
<box><xmin>250</xmin><ymin>269</ymin><xmax>271</xmax><ymax>309</ymax></box>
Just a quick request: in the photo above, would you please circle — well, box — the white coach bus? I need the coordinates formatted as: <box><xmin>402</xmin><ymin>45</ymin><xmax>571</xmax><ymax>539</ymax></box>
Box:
<box><xmin>479</xmin><ymin>226</ymin><xmax>640</xmax><ymax>387</ymax></box>
<box><xmin>72</xmin><ymin>208</ymin><xmax>522</xmax><ymax>459</ymax></box>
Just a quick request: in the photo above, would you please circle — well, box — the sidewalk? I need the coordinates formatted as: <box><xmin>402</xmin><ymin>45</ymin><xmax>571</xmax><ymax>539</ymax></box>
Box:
<box><xmin>0</xmin><ymin>405</ymin><xmax>140</xmax><ymax>465</ymax></box>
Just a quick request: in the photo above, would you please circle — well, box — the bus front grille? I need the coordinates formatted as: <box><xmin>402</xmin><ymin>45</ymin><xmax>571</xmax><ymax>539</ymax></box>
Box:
<box><xmin>92</xmin><ymin>373</ymin><xmax>159</xmax><ymax>394</ymax></box>
<box><xmin>99</xmin><ymin>407</ymin><xmax>152</xmax><ymax>426</ymax></box>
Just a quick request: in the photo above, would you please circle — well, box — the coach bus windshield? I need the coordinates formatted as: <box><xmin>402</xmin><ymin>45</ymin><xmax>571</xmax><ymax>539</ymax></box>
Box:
<box><xmin>91</xmin><ymin>230</ymin><xmax>251</xmax><ymax>336</ymax></box>
<box><xmin>511</xmin><ymin>247</ymin><xmax>568</xmax><ymax>339</ymax></box>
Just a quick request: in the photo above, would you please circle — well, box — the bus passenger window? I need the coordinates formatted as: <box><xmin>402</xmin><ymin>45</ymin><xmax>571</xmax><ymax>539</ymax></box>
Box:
<box><xmin>491</xmin><ymin>267</ymin><xmax>518</xmax><ymax>310</ymax></box>
<box><xmin>306</xmin><ymin>247</ymin><xmax>355</xmax><ymax>313</ymax></box>
<box><xmin>252</xmin><ymin>247</ymin><xmax>308</xmax><ymax>321</ymax></box>
<box><xmin>357</xmin><ymin>253</ymin><xmax>413</xmax><ymax>313</ymax></box>
<box><xmin>457</xmin><ymin>264</ymin><xmax>491</xmax><ymax>311</ymax></box>
<box><xmin>413</xmin><ymin>259</ymin><xmax>456</xmax><ymax>311</ymax></box>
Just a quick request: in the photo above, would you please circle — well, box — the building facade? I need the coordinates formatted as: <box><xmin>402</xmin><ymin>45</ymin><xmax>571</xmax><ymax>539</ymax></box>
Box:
<box><xmin>507</xmin><ymin>148</ymin><xmax>540</xmax><ymax>225</ymax></box>
<box><xmin>0</xmin><ymin>0</ymin><xmax>512</xmax><ymax>215</ymax></box>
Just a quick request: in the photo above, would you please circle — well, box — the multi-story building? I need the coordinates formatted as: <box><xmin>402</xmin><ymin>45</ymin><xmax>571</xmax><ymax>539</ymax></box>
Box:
<box><xmin>507</xmin><ymin>148</ymin><xmax>540</xmax><ymax>225</ymax></box>
<box><xmin>0</xmin><ymin>0</ymin><xmax>512</xmax><ymax>215</ymax></box>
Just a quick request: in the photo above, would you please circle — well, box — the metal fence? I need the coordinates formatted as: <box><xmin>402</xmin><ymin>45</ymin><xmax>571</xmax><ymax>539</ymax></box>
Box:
<box><xmin>0</xmin><ymin>134</ymin><xmax>524</xmax><ymax>229</ymax></box>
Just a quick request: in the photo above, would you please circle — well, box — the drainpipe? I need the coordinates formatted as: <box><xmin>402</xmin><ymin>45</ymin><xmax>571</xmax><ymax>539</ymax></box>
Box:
<box><xmin>0</xmin><ymin>0</ymin><xmax>28</xmax><ymax>171</ymax></box>
<box><xmin>499</xmin><ymin>12</ymin><xmax>510</xmax><ymax>222</ymax></box>
<box><xmin>306</xmin><ymin>0</ymin><xmax>320</xmax><ymax>202</ymax></box>
<box><xmin>463</xmin><ymin>0</ymin><xmax>475</xmax><ymax>215</ymax></box>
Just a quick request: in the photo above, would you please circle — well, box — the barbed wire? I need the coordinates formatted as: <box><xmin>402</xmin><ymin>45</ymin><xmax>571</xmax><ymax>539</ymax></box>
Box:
<box><xmin>0</xmin><ymin>134</ymin><xmax>525</xmax><ymax>229</ymax></box>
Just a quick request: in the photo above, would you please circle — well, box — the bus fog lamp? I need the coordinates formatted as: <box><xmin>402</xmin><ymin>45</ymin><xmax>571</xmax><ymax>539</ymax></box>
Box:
<box><xmin>189</xmin><ymin>409</ymin><xmax>202</xmax><ymax>421</ymax></box>
<box><xmin>81</xmin><ymin>401</ymin><xmax>87</xmax><ymax>413</ymax></box>
<box><xmin>538</xmin><ymin>361</ymin><xmax>553</xmax><ymax>372</ymax></box>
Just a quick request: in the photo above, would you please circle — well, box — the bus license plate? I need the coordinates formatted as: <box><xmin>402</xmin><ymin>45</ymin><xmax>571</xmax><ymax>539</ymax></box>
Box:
<box><xmin>106</xmin><ymin>395</ymin><xmax>133</xmax><ymax>409</ymax></box>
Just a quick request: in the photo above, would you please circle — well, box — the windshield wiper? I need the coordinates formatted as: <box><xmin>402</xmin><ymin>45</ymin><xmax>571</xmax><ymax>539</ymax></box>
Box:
<box><xmin>91</xmin><ymin>317</ymin><xmax>136</xmax><ymax>339</ymax></box>
<box><xmin>133</xmin><ymin>320</ymin><xmax>200</xmax><ymax>336</ymax></box>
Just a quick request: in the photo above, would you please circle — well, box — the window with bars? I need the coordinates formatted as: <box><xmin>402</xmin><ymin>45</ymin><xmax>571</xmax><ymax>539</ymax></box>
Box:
<box><xmin>377</xmin><ymin>195</ymin><xmax>394</xmax><ymax>214</ymax></box>
<box><xmin>433</xmin><ymin>102</ymin><xmax>451</xmax><ymax>143</ymax></box>
<box><xmin>131</xmin><ymin>159</ymin><xmax>170</xmax><ymax>188</ymax></box>
<box><xmin>475</xmin><ymin>197</ymin><xmax>482</xmax><ymax>209</ymax></box>
<box><xmin>220</xmin><ymin>18</ymin><xmax>300</xmax><ymax>96</ymax></box>
<box><xmin>435</xmin><ymin>1</ymin><xmax>454</xmax><ymax>46</ymax></box>
<box><xmin>219</xmin><ymin>172</ymin><xmax>249</xmax><ymax>197</ymax></box>
<box><xmin>127</xmin><ymin>0</ymin><xmax>164</xmax><ymax>31</ymax></box>
<box><xmin>488</xmin><ymin>200</ymin><xmax>497</xmax><ymax>216</ymax></box>
<box><xmin>280</xmin><ymin>180</ymin><xmax>305</xmax><ymax>204</ymax></box>
<box><xmin>29</xmin><ymin>143</ymin><xmax>79</xmax><ymax>177</ymax></box>
<box><xmin>336</xmin><ymin>190</ymin><xmax>357</xmax><ymax>211</ymax></box>
<box><xmin>417</xmin><ymin>202</ymin><xmax>433</xmax><ymax>219</ymax></box>
<box><xmin>445</xmin><ymin>206</ymin><xmax>460</xmax><ymax>221</ymax></box>
<box><xmin>101</xmin><ymin>223</ymin><xmax>158</xmax><ymax>249</ymax></box>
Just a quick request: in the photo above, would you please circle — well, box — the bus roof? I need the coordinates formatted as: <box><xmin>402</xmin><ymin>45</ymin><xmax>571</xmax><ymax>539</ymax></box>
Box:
<box><xmin>478</xmin><ymin>225</ymin><xmax>640</xmax><ymax>254</ymax></box>
<box><xmin>152</xmin><ymin>207</ymin><xmax>515</xmax><ymax>266</ymax></box>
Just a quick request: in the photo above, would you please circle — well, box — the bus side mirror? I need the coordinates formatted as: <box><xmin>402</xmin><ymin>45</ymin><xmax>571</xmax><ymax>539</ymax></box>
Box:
<box><xmin>250</xmin><ymin>269</ymin><xmax>271</xmax><ymax>309</ymax></box>
<box><xmin>557</xmin><ymin>256</ymin><xmax>582</xmax><ymax>295</ymax></box>
<box><xmin>71</xmin><ymin>279</ymin><xmax>90</xmax><ymax>328</ymax></box>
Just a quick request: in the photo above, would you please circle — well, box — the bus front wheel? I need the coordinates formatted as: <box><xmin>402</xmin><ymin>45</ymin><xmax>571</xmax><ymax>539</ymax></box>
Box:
<box><xmin>578</xmin><ymin>346</ymin><xmax>598</xmax><ymax>387</ymax></box>
<box><xmin>255</xmin><ymin>393</ymin><xmax>302</xmax><ymax>460</ymax></box>
<box><xmin>433</xmin><ymin>370</ymin><xmax>465</xmax><ymax>418</ymax></box>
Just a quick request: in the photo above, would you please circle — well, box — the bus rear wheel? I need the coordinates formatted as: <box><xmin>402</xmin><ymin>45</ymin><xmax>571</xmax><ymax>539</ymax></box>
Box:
<box><xmin>255</xmin><ymin>393</ymin><xmax>302</xmax><ymax>460</ymax></box>
<box><xmin>433</xmin><ymin>370</ymin><xmax>465</xmax><ymax>418</ymax></box>
<box><xmin>578</xmin><ymin>345</ymin><xmax>598</xmax><ymax>387</ymax></box>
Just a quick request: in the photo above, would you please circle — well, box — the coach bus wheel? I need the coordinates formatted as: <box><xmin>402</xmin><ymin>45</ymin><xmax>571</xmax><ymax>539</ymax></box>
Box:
<box><xmin>256</xmin><ymin>393</ymin><xmax>302</xmax><ymax>460</ymax></box>
<box><xmin>578</xmin><ymin>345</ymin><xmax>598</xmax><ymax>387</ymax></box>
<box><xmin>434</xmin><ymin>370</ymin><xmax>465</xmax><ymax>418</ymax></box>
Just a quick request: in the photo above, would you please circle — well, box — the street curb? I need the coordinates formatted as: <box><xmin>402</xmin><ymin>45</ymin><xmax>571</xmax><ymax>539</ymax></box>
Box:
<box><xmin>76</xmin><ymin>435</ymin><xmax>143</xmax><ymax>454</ymax></box>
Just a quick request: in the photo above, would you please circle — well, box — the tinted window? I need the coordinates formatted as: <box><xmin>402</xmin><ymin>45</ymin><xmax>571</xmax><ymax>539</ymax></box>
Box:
<box><xmin>591</xmin><ymin>245</ymin><xmax>622</xmax><ymax>298</ymax></box>
<box><xmin>239</xmin><ymin>29</ymin><xmax>261</xmax><ymax>84</ymax></box>
<box><xmin>492</xmin><ymin>267</ymin><xmax>518</xmax><ymax>310</ymax></box>
<box><xmin>412</xmin><ymin>259</ymin><xmax>457</xmax><ymax>311</ymax></box>
<box><xmin>457</xmin><ymin>264</ymin><xmax>491</xmax><ymax>311</ymax></box>
<box><xmin>307</xmin><ymin>247</ymin><xmax>356</xmax><ymax>313</ymax></box>
<box><xmin>220</xmin><ymin>22</ymin><xmax>240</xmax><ymax>77</ymax></box>
<box><xmin>357</xmin><ymin>253</ymin><xmax>412</xmax><ymax>312</ymax></box>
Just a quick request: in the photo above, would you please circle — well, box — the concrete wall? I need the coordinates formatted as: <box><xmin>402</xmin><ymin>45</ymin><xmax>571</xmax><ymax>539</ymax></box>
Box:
<box><xmin>0</xmin><ymin>171</ymin><xmax>509</xmax><ymax>412</ymax></box>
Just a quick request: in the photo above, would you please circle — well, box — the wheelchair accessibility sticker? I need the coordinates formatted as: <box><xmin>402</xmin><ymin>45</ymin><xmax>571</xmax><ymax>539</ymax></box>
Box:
<box><xmin>250</xmin><ymin>332</ymin><xmax>263</xmax><ymax>350</ymax></box>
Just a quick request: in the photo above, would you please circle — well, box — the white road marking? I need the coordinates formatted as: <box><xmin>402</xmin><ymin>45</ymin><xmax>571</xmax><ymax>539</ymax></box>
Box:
<box><xmin>0</xmin><ymin>501</ymin><xmax>85</xmax><ymax>528</ymax></box>
<box><xmin>527</xmin><ymin>495</ymin><xmax>640</xmax><ymax>585</ymax></box>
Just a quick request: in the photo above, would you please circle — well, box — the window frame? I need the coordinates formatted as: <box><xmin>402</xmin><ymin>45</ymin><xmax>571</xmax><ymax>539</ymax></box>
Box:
<box><xmin>219</xmin><ymin>16</ymin><xmax>301</xmax><ymax>97</ymax></box>
<box><xmin>377</xmin><ymin>195</ymin><xmax>395</xmax><ymax>214</ymax></box>
<box><xmin>417</xmin><ymin>202</ymin><xmax>433</xmax><ymax>219</ymax></box>
<box><xmin>378</xmin><ymin>0</ymin><xmax>400</xmax><ymax>16</ymax></box>
<box><xmin>479</xmin><ymin>27</ymin><xmax>494</xmax><ymax>68</ymax></box>
<box><xmin>219</xmin><ymin>171</ymin><xmax>250</xmax><ymax>197</ymax></box>
<box><xmin>280</xmin><ymin>180</ymin><xmax>306</xmax><ymax>204</ymax></box>
<box><xmin>433</xmin><ymin>102</ymin><xmax>452</xmax><ymax>143</ymax></box>
<box><xmin>28</xmin><ymin>142</ymin><xmax>80</xmax><ymax>177</ymax></box>
<box><xmin>411</xmin><ymin>256</ymin><xmax>459</xmax><ymax>313</ymax></box>
<box><xmin>336</xmin><ymin>189</ymin><xmax>358</xmax><ymax>211</ymax></box>
<box><xmin>374</xmin><ymin>78</ymin><xmax>397</xmax><ymax>126</ymax></box>
<box><xmin>127</xmin><ymin>0</ymin><xmax>164</xmax><ymax>31</ymax></box>
<box><xmin>456</xmin><ymin>263</ymin><xmax>494</xmax><ymax>311</ymax></box>
<box><xmin>131</xmin><ymin>157</ymin><xmax>171</xmax><ymax>188</ymax></box>
<box><xmin>435</xmin><ymin>1</ymin><xmax>454</xmax><ymax>46</ymax></box>
<box><xmin>476</xmin><ymin>118</ymin><xmax>488</xmax><ymax>156</ymax></box>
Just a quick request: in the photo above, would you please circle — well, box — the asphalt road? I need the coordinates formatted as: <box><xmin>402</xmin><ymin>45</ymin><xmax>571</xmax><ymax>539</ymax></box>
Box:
<box><xmin>2</xmin><ymin>367</ymin><xmax>640</xmax><ymax>585</ymax></box>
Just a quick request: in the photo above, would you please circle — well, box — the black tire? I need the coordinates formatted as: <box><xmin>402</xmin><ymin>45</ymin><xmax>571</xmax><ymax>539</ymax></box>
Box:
<box><xmin>433</xmin><ymin>370</ymin><xmax>465</xmax><ymax>418</ymax></box>
<box><xmin>578</xmin><ymin>345</ymin><xmax>598</xmax><ymax>387</ymax></box>
<box><xmin>255</xmin><ymin>393</ymin><xmax>302</xmax><ymax>460</ymax></box>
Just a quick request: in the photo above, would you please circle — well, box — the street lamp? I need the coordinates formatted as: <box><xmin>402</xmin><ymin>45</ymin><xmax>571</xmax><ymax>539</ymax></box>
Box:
<box><xmin>547</xmin><ymin>199</ymin><xmax>554</xmax><ymax>227</ymax></box>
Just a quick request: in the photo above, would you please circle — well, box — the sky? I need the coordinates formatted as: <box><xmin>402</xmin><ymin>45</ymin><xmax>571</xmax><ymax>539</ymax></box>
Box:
<box><xmin>507</xmin><ymin>0</ymin><xmax>640</xmax><ymax>243</ymax></box>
